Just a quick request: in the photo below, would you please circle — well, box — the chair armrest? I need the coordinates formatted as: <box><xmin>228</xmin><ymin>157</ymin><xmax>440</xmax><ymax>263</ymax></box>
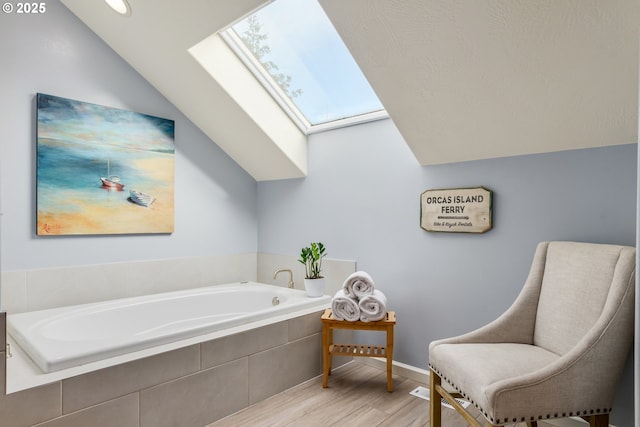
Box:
<box><xmin>486</xmin><ymin>277</ymin><xmax>634</xmax><ymax>421</ymax></box>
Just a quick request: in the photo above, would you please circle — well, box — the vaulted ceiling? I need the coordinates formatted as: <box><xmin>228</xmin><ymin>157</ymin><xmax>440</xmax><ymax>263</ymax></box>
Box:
<box><xmin>61</xmin><ymin>0</ymin><xmax>639</xmax><ymax>181</ymax></box>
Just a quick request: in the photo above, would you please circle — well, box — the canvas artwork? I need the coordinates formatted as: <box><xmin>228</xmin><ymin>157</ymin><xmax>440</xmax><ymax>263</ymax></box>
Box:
<box><xmin>36</xmin><ymin>93</ymin><xmax>175</xmax><ymax>235</ymax></box>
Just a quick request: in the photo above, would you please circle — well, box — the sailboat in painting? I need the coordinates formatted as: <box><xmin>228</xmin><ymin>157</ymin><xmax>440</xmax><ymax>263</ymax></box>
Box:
<box><xmin>129</xmin><ymin>189</ymin><xmax>155</xmax><ymax>207</ymax></box>
<box><xmin>100</xmin><ymin>160</ymin><xmax>125</xmax><ymax>190</ymax></box>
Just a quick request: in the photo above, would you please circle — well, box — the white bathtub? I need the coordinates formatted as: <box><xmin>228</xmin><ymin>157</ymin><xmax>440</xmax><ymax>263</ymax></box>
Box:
<box><xmin>8</xmin><ymin>282</ymin><xmax>331</xmax><ymax>374</ymax></box>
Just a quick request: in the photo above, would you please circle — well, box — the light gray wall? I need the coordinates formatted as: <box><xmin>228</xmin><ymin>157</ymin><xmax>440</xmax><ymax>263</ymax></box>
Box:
<box><xmin>258</xmin><ymin>118</ymin><xmax>637</xmax><ymax>425</ymax></box>
<box><xmin>0</xmin><ymin>2</ymin><xmax>636</xmax><ymax>425</ymax></box>
<box><xmin>0</xmin><ymin>2</ymin><xmax>257</xmax><ymax>272</ymax></box>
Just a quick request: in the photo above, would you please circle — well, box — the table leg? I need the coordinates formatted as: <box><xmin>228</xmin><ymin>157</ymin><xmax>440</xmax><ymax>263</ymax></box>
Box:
<box><xmin>322</xmin><ymin>322</ymin><xmax>330</xmax><ymax>388</ymax></box>
<box><xmin>386</xmin><ymin>324</ymin><xmax>394</xmax><ymax>392</ymax></box>
<box><xmin>327</xmin><ymin>326</ymin><xmax>334</xmax><ymax>376</ymax></box>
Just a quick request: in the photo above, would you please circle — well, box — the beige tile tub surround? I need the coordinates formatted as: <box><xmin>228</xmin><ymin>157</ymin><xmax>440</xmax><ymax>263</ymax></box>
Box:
<box><xmin>201</xmin><ymin>321</ymin><xmax>288</xmax><ymax>368</ymax></box>
<box><xmin>1</xmin><ymin>253</ymin><xmax>258</xmax><ymax>313</ymax></box>
<box><xmin>258</xmin><ymin>252</ymin><xmax>357</xmax><ymax>297</ymax></box>
<box><xmin>249</xmin><ymin>333</ymin><xmax>322</xmax><ymax>404</ymax></box>
<box><xmin>0</xmin><ymin>254</ymin><xmax>357</xmax><ymax>426</ymax></box>
<box><xmin>1</xmin><ymin>253</ymin><xmax>356</xmax><ymax>314</ymax></box>
<box><xmin>0</xmin><ymin>310</ymin><xmax>347</xmax><ymax>427</ymax></box>
<box><xmin>140</xmin><ymin>358</ymin><xmax>249</xmax><ymax>427</ymax></box>
<box><xmin>35</xmin><ymin>394</ymin><xmax>139</xmax><ymax>427</ymax></box>
<box><xmin>0</xmin><ymin>355</ymin><xmax>61</xmax><ymax>427</ymax></box>
<box><xmin>1</xmin><ymin>309</ymin><xmax>62</xmax><ymax>426</ymax></box>
<box><xmin>62</xmin><ymin>345</ymin><xmax>201</xmax><ymax>413</ymax></box>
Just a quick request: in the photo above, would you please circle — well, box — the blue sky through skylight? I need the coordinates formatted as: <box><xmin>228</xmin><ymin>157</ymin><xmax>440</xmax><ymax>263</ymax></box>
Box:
<box><xmin>231</xmin><ymin>0</ymin><xmax>384</xmax><ymax>126</ymax></box>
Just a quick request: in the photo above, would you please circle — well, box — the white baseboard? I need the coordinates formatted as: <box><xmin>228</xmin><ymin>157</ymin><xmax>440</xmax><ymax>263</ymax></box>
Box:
<box><xmin>355</xmin><ymin>358</ymin><xmax>616</xmax><ymax>427</ymax></box>
<box><xmin>356</xmin><ymin>357</ymin><xmax>429</xmax><ymax>383</ymax></box>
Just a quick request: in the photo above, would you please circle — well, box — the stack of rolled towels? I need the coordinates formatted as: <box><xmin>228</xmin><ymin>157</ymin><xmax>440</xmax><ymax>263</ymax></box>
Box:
<box><xmin>331</xmin><ymin>271</ymin><xmax>388</xmax><ymax>322</ymax></box>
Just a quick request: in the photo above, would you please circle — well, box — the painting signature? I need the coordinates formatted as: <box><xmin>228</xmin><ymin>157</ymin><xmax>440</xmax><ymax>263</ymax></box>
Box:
<box><xmin>41</xmin><ymin>223</ymin><xmax>63</xmax><ymax>234</ymax></box>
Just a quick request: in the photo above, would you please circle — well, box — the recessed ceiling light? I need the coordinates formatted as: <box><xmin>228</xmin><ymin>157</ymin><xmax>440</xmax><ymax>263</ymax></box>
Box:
<box><xmin>105</xmin><ymin>0</ymin><xmax>131</xmax><ymax>16</ymax></box>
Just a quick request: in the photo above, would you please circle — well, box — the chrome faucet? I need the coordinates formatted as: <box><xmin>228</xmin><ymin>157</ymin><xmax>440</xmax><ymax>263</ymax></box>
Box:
<box><xmin>273</xmin><ymin>268</ymin><xmax>294</xmax><ymax>289</ymax></box>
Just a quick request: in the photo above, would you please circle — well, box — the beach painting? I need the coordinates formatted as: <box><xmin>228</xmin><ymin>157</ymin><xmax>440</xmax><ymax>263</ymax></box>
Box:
<box><xmin>36</xmin><ymin>93</ymin><xmax>175</xmax><ymax>235</ymax></box>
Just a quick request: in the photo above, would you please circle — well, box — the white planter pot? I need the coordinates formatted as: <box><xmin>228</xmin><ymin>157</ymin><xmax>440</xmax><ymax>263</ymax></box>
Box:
<box><xmin>304</xmin><ymin>278</ymin><xmax>326</xmax><ymax>298</ymax></box>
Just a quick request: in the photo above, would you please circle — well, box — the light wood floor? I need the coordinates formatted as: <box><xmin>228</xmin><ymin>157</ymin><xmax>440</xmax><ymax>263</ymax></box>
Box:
<box><xmin>208</xmin><ymin>361</ymin><xmax>557</xmax><ymax>427</ymax></box>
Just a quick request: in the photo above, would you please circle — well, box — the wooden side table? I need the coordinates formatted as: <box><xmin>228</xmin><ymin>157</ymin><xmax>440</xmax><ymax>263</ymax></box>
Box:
<box><xmin>321</xmin><ymin>308</ymin><xmax>396</xmax><ymax>392</ymax></box>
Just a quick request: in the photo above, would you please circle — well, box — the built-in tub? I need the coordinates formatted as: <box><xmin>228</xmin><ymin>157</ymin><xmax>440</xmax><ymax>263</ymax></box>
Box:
<box><xmin>8</xmin><ymin>281</ymin><xmax>331</xmax><ymax>374</ymax></box>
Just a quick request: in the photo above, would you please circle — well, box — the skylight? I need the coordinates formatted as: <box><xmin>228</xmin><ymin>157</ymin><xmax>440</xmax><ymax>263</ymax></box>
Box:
<box><xmin>224</xmin><ymin>0</ymin><xmax>386</xmax><ymax>132</ymax></box>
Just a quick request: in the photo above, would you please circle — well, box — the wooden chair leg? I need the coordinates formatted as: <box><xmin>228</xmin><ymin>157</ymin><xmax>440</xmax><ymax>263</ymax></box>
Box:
<box><xmin>429</xmin><ymin>369</ymin><xmax>442</xmax><ymax>427</ymax></box>
<box><xmin>585</xmin><ymin>414</ymin><xmax>609</xmax><ymax>427</ymax></box>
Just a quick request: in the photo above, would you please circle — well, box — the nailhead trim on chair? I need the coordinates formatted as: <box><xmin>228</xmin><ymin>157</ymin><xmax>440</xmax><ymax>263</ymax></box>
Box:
<box><xmin>428</xmin><ymin>364</ymin><xmax>612</xmax><ymax>425</ymax></box>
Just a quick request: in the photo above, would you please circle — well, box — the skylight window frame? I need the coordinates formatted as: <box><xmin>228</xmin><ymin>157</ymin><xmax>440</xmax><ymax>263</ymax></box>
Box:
<box><xmin>220</xmin><ymin>29</ymin><xmax>311</xmax><ymax>132</ymax></box>
<box><xmin>220</xmin><ymin>28</ymin><xmax>388</xmax><ymax>135</ymax></box>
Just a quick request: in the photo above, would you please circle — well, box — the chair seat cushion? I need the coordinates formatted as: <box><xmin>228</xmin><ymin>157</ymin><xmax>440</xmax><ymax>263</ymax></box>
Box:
<box><xmin>430</xmin><ymin>342</ymin><xmax>559</xmax><ymax>420</ymax></box>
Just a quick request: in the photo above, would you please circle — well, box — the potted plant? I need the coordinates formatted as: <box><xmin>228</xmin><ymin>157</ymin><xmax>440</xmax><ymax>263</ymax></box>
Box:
<box><xmin>298</xmin><ymin>242</ymin><xmax>327</xmax><ymax>297</ymax></box>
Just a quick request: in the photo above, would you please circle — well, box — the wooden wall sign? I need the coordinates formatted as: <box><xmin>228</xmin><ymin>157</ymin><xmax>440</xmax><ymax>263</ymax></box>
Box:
<box><xmin>420</xmin><ymin>187</ymin><xmax>493</xmax><ymax>233</ymax></box>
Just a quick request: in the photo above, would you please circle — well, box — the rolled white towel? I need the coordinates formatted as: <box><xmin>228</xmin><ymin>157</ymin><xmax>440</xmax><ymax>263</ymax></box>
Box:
<box><xmin>358</xmin><ymin>289</ymin><xmax>387</xmax><ymax>322</ymax></box>
<box><xmin>331</xmin><ymin>290</ymin><xmax>360</xmax><ymax>321</ymax></box>
<box><xmin>342</xmin><ymin>271</ymin><xmax>375</xmax><ymax>299</ymax></box>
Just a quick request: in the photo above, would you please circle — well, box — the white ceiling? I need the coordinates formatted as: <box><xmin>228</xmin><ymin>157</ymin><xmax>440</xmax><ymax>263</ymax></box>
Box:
<box><xmin>320</xmin><ymin>0</ymin><xmax>639</xmax><ymax>165</ymax></box>
<box><xmin>61</xmin><ymin>0</ymin><xmax>639</xmax><ymax>180</ymax></box>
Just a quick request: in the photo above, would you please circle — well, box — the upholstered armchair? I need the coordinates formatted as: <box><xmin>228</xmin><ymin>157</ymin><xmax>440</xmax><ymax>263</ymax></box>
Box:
<box><xmin>429</xmin><ymin>241</ymin><xmax>636</xmax><ymax>427</ymax></box>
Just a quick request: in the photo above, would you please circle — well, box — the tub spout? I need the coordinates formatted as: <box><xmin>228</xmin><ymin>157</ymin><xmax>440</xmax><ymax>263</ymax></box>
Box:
<box><xmin>273</xmin><ymin>269</ymin><xmax>294</xmax><ymax>289</ymax></box>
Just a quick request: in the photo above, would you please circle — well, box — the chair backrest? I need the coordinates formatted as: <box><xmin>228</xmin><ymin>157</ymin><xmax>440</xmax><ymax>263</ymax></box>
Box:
<box><xmin>533</xmin><ymin>241</ymin><xmax>636</xmax><ymax>355</ymax></box>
